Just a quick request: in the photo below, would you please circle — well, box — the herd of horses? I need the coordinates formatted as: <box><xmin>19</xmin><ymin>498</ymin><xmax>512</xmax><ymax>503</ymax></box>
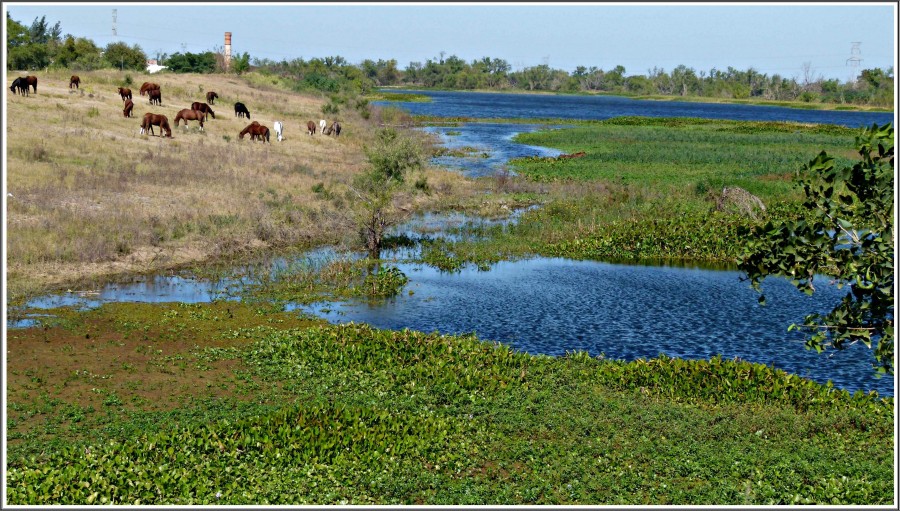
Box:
<box><xmin>10</xmin><ymin>74</ymin><xmax>345</xmax><ymax>143</ymax></box>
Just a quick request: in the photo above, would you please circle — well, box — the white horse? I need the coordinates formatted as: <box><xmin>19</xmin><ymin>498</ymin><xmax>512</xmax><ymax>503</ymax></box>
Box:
<box><xmin>319</xmin><ymin>119</ymin><xmax>327</xmax><ymax>134</ymax></box>
<box><xmin>273</xmin><ymin>121</ymin><xmax>284</xmax><ymax>142</ymax></box>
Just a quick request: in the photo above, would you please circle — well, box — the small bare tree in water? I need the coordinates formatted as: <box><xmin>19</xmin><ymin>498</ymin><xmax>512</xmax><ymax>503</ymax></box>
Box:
<box><xmin>349</xmin><ymin>128</ymin><xmax>424</xmax><ymax>258</ymax></box>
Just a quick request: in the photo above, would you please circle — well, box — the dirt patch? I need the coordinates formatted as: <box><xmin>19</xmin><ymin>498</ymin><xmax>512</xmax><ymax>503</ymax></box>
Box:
<box><xmin>6</xmin><ymin>300</ymin><xmax>323</xmax><ymax>446</ymax></box>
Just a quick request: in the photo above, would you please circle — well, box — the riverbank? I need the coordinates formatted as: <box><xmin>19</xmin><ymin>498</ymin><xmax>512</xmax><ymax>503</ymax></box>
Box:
<box><xmin>3</xmin><ymin>70</ymin><xmax>516</xmax><ymax>305</ymax></box>
<box><xmin>374</xmin><ymin>86</ymin><xmax>894</xmax><ymax>113</ymax></box>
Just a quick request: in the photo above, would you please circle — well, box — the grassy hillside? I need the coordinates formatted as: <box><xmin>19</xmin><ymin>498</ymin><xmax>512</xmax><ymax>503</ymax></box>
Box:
<box><xmin>4</xmin><ymin>69</ymin><xmax>484</xmax><ymax>303</ymax></box>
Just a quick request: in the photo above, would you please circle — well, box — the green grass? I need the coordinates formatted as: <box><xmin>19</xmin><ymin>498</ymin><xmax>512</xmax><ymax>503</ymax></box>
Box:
<box><xmin>509</xmin><ymin>117</ymin><xmax>856</xmax><ymax>200</ymax></box>
<box><xmin>6</xmin><ymin>319</ymin><xmax>893</xmax><ymax>505</ymax></box>
<box><xmin>397</xmin><ymin>118</ymin><xmax>860</xmax><ymax>271</ymax></box>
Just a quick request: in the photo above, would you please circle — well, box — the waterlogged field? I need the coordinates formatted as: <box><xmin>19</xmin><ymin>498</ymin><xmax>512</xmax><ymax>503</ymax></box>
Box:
<box><xmin>5</xmin><ymin>301</ymin><xmax>894</xmax><ymax>505</ymax></box>
<box><xmin>6</xmin><ymin>77</ymin><xmax>895</xmax><ymax>505</ymax></box>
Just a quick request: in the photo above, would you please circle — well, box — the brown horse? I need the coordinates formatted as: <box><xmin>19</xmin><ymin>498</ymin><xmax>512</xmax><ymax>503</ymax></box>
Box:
<box><xmin>324</xmin><ymin>121</ymin><xmax>341</xmax><ymax>136</ymax></box>
<box><xmin>118</xmin><ymin>87</ymin><xmax>132</xmax><ymax>101</ymax></box>
<box><xmin>206</xmin><ymin>91</ymin><xmax>218</xmax><ymax>105</ymax></box>
<box><xmin>140</xmin><ymin>113</ymin><xmax>172</xmax><ymax>137</ymax></box>
<box><xmin>140</xmin><ymin>82</ymin><xmax>160</xmax><ymax>96</ymax></box>
<box><xmin>306</xmin><ymin>120</ymin><xmax>316</xmax><ymax>135</ymax></box>
<box><xmin>239</xmin><ymin>121</ymin><xmax>260</xmax><ymax>140</ymax></box>
<box><xmin>240</xmin><ymin>122</ymin><xmax>270</xmax><ymax>142</ymax></box>
<box><xmin>190</xmin><ymin>102</ymin><xmax>215</xmax><ymax>119</ymax></box>
<box><xmin>253</xmin><ymin>124</ymin><xmax>271</xmax><ymax>143</ymax></box>
<box><xmin>24</xmin><ymin>75</ymin><xmax>37</xmax><ymax>94</ymax></box>
<box><xmin>123</xmin><ymin>98</ymin><xmax>134</xmax><ymax>118</ymax></box>
<box><xmin>69</xmin><ymin>75</ymin><xmax>80</xmax><ymax>89</ymax></box>
<box><xmin>148</xmin><ymin>88</ymin><xmax>162</xmax><ymax>106</ymax></box>
<box><xmin>174</xmin><ymin>108</ymin><xmax>206</xmax><ymax>130</ymax></box>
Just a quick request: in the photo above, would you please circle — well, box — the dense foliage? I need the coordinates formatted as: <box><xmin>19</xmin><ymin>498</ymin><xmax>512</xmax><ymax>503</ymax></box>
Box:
<box><xmin>739</xmin><ymin>123</ymin><xmax>895</xmax><ymax>374</ymax></box>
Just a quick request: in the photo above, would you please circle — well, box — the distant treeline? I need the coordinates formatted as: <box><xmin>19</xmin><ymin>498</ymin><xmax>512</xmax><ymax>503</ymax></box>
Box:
<box><xmin>7</xmin><ymin>12</ymin><xmax>894</xmax><ymax>107</ymax></box>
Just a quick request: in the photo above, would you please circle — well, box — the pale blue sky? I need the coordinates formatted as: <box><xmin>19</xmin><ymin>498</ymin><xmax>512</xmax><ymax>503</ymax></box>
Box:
<box><xmin>5</xmin><ymin>2</ymin><xmax>897</xmax><ymax>82</ymax></box>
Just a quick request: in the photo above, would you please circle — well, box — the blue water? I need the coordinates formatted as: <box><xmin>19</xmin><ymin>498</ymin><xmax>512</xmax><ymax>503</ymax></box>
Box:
<box><xmin>376</xmin><ymin>89</ymin><xmax>894</xmax><ymax>128</ymax></box>
<box><xmin>293</xmin><ymin>258</ymin><xmax>892</xmax><ymax>397</ymax></box>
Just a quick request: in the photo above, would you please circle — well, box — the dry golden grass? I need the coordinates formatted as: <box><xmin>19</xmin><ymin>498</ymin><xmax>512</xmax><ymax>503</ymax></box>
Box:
<box><xmin>5</xmin><ymin>69</ymin><xmax>485</xmax><ymax>302</ymax></box>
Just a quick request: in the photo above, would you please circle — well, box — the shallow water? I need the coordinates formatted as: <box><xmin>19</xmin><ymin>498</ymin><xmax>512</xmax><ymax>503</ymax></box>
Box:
<box><xmin>422</xmin><ymin>123</ymin><xmax>564</xmax><ymax>177</ymax></box>
<box><xmin>293</xmin><ymin>258</ymin><xmax>893</xmax><ymax>396</ymax></box>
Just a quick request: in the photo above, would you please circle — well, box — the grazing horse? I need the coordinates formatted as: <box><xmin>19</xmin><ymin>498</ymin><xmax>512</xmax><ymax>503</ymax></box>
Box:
<box><xmin>25</xmin><ymin>75</ymin><xmax>37</xmax><ymax>94</ymax></box>
<box><xmin>174</xmin><ymin>108</ymin><xmax>206</xmax><ymax>130</ymax></box>
<box><xmin>190</xmin><ymin>102</ymin><xmax>215</xmax><ymax>119</ymax></box>
<box><xmin>10</xmin><ymin>77</ymin><xmax>28</xmax><ymax>96</ymax></box>
<box><xmin>140</xmin><ymin>82</ymin><xmax>160</xmax><ymax>96</ymax></box>
<box><xmin>140</xmin><ymin>113</ymin><xmax>172</xmax><ymax>137</ymax></box>
<box><xmin>123</xmin><ymin>98</ymin><xmax>134</xmax><ymax>118</ymax></box>
<box><xmin>273</xmin><ymin>121</ymin><xmax>284</xmax><ymax>142</ymax></box>
<box><xmin>69</xmin><ymin>75</ymin><xmax>80</xmax><ymax>89</ymax></box>
<box><xmin>253</xmin><ymin>124</ymin><xmax>271</xmax><ymax>143</ymax></box>
<box><xmin>240</xmin><ymin>122</ymin><xmax>269</xmax><ymax>142</ymax></box>
<box><xmin>118</xmin><ymin>87</ymin><xmax>132</xmax><ymax>101</ymax></box>
<box><xmin>239</xmin><ymin>121</ymin><xmax>260</xmax><ymax>140</ymax></box>
<box><xmin>206</xmin><ymin>91</ymin><xmax>218</xmax><ymax>105</ymax></box>
<box><xmin>148</xmin><ymin>88</ymin><xmax>162</xmax><ymax>106</ymax></box>
<box><xmin>234</xmin><ymin>102</ymin><xmax>250</xmax><ymax>119</ymax></box>
<box><xmin>319</xmin><ymin>119</ymin><xmax>327</xmax><ymax>134</ymax></box>
<box><xmin>328</xmin><ymin>121</ymin><xmax>341</xmax><ymax>137</ymax></box>
<box><xmin>306</xmin><ymin>120</ymin><xmax>317</xmax><ymax>135</ymax></box>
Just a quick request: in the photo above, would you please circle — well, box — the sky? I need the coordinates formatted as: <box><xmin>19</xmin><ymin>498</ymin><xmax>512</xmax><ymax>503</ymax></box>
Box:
<box><xmin>4</xmin><ymin>2</ymin><xmax>898</xmax><ymax>82</ymax></box>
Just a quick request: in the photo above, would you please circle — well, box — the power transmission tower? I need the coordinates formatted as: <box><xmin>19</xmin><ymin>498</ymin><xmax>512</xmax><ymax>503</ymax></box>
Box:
<box><xmin>112</xmin><ymin>9</ymin><xmax>117</xmax><ymax>37</ymax></box>
<box><xmin>846</xmin><ymin>42</ymin><xmax>862</xmax><ymax>84</ymax></box>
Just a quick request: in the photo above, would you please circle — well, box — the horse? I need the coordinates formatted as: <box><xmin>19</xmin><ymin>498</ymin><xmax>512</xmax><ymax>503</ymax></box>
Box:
<box><xmin>273</xmin><ymin>121</ymin><xmax>284</xmax><ymax>142</ymax></box>
<box><xmin>123</xmin><ymin>98</ymin><xmax>134</xmax><ymax>118</ymax></box>
<box><xmin>306</xmin><ymin>120</ymin><xmax>317</xmax><ymax>135</ymax></box>
<box><xmin>253</xmin><ymin>124</ymin><xmax>271</xmax><ymax>143</ymax></box>
<box><xmin>206</xmin><ymin>91</ymin><xmax>218</xmax><ymax>105</ymax></box>
<box><xmin>69</xmin><ymin>75</ymin><xmax>80</xmax><ymax>89</ymax></box>
<box><xmin>239</xmin><ymin>122</ymin><xmax>269</xmax><ymax>142</ymax></box>
<box><xmin>174</xmin><ymin>109</ymin><xmax>206</xmax><ymax>130</ymax></box>
<box><xmin>118</xmin><ymin>87</ymin><xmax>132</xmax><ymax>101</ymax></box>
<box><xmin>10</xmin><ymin>77</ymin><xmax>28</xmax><ymax>96</ymax></box>
<box><xmin>323</xmin><ymin>121</ymin><xmax>341</xmax><ymax>136</ymax></box>
<box><xmin>140</xmin><ymin>113</ymin><xmax>172</xmax><ymax>137</ymax></box>
<box><xmin>25</xmin><ymin>75</ymin><xmax>37</xmax><ymax>94</ymax></box>
<box><xmin>190</xmin><ymin>102</ymin><xmax>215</xmax><ymax>119</ymax></box>
<box><xmin>148</xmin><ymin>88</ymin><xmax>162</xmax><ymax>106</ymax></box>
<box><xmin>140</xmin><ymin>82</ymin><xmax>160</xmax><ymax>96</ymax></box>
<box><xmin>319</xmin><ymin>119</ymin><xmax>327</xmax><ymax>134</ymax></box>
<box><xmin>239</xmin><ymin>121</ymin><xmax>260</xmax><ymax>140</ymax></box>
<box><xmin>234</xmin><ymin>102</ymin><xmax>250</xmax><ymax>119</ymax></box>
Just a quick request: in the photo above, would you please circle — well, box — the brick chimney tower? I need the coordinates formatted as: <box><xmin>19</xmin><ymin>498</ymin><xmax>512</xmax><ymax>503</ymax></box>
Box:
<box><xmin>224</xmin><ymin>32</ymin><xmax>232</xmax><ymax>71</ymax></box>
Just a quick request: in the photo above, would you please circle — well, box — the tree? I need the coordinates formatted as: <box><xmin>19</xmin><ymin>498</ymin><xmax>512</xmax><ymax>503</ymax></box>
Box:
<box><xmin>349</xmin><ymin>128</ymin><xmax>425</xmax><ymax>258</ymax></box>
<box><xmin>738</xmin><ymin>123</ymin><xmax>894</xmax><ymax>375</ymax></box>
<box><xmin>103</xmin><ymin>42</ymin><xmax>146</xmax><ymax>70</ymax></box>
<box><xmin>6</xmin><ymin>12</ymin><xmax>29</xmax><ymax>48</ymax></box>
